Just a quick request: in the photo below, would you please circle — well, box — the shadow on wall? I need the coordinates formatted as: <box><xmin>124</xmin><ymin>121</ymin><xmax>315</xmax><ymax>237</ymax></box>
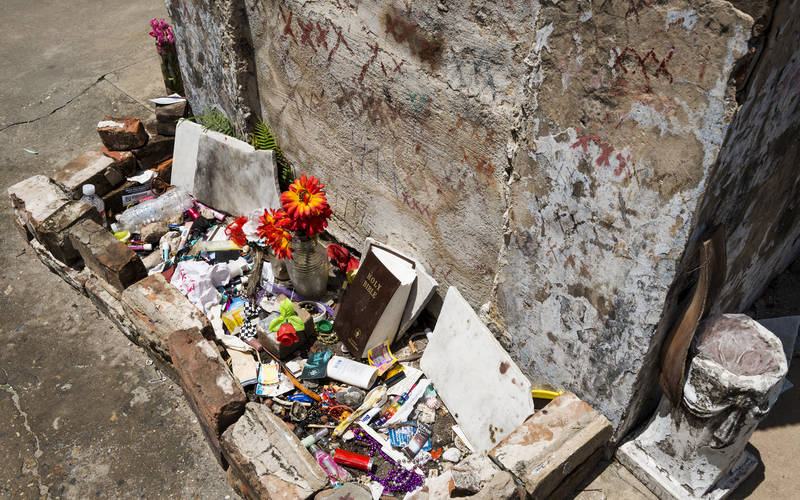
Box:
<box><xmin>629</xmin><ymin>0</ymin><xmax>800</xmax><ymax>443</ymax></box>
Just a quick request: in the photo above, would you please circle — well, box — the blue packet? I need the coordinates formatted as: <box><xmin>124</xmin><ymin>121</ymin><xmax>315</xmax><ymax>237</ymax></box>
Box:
<box><xmin>388</xmin><ymin>422</ymin><xmax>432</xmax><ymax>451</ymax></box>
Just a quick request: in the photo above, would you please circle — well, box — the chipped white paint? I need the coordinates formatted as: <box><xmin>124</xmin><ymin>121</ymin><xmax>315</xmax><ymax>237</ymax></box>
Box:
<box><xmin>665</xmin><ymin>10</ymin><xmax>698</xmax><ymax>34</ymax></box>
<box><xmin>695</xmin><ymin>25</ymin><xmax>749</xmax><ymax>169</ymax></box>
<box><xmin>506</xmin><ymin>127</ymin><xmax>704</xmax><ymax>426</ymax></box>
<box><xmin>97</xmin><ymin>120</ymin><xmax>125</xmax><ymax>128</ymax></box>
<box><xmin>216</xmin><ymin>374</ymin><xmax>236</xmax><ymax>395</ymax></box>
<box><xmin>535</xmin><ymin>23</ymin><xmax>554</xmax><ymax>54</ymax></box>
<box><xmin>198</xmin><ymin>339</ymin><xmax>219</xmax><ymax>359</ymax></box>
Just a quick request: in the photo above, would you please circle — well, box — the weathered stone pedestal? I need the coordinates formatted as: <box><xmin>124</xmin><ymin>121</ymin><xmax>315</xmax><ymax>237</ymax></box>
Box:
<box><xmin>618</xmin><ymin>314</ymin><xmax>787</xmax><ymax>499</ymax></box>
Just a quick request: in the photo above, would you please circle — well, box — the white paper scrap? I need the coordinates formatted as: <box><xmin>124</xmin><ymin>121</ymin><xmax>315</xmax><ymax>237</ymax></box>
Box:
<box><xmin>127</xmin><ymin>170</ymin><xmax>158</xmax><ymax>184</ymax></box>
<box><xmin>384</xmin><ymin>379</ymin><xmax>430</xmax><ymax>427</ymax></box>
<box><xmin>149</xmin><ymin>94</ymin><xmax>186</xmax><ymax>105</ymax></box>
<box><xmin>387</xmin><ymin>364</ymin><xmax>424</xmax><ymax>396</ymax></box>
<box><xmin>369</xmin><ymin>482</ymin><xmax>384</xmax><ymax>500</ymax></box>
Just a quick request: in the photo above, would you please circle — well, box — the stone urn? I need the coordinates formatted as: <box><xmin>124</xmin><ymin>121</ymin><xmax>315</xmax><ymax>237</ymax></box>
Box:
<box><xmin>618</xmin><ymin>314</ymin><xmax>787</xmax><ymax>499</ymax></box>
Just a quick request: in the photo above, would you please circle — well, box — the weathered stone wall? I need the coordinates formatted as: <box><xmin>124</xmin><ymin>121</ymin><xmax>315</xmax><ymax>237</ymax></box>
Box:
<box><xmin>167</xmin><ymin>0</ymin><xmax>260</xmax><ymax>135</ymax></box>
<box><xmin>165</xmin><ymin>0</ymin><xmax>800</xmax><ymax>440</ymax></box>
<box><xmin>685</xmin><ymin>0</ymin><xmax>800</xmax><ymax>315</ymax></box>
<box><xmin>242</xmin><ymin>0</ymin><xmax>538</xmax><ymax>308</ymax></box>
<box><xmin>495</xmin><ymin>0</ymin><xmax>752</xmax><ymax>438</ymax></box>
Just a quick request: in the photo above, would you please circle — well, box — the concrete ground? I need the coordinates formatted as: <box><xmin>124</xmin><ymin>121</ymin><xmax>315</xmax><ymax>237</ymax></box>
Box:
<box><xmin>1</xmin><ymin>1</ymin><xmax>797</xmax><ymax>499</ymax></box>
<box><xmin>0</xmin><ymin>0</ymin><xmax>235</xmax><ymax>498</ymax></box>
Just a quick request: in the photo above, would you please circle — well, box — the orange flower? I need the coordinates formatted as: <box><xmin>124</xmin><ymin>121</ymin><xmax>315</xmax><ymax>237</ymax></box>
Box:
<box><xmin>258</xmin><ymin>209</ymin><xmax>293</xmax><ymax>259</ymax></box>
<box><xmin>280</xmin><ymin>174</ymin><xmax>333</xmax><ymax>237</ymax></box>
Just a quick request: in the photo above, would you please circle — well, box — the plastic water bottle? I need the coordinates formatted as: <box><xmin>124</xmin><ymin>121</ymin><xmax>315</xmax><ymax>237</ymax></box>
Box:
<box><xmin>111</xmin><ymin>188</ymin><xmax>193</xmax><ymax>232</ymax></box>
<box><xmin>80</xmin><ymin>184</ymin><xmax>106</xmax><ymax>228</ymax></box>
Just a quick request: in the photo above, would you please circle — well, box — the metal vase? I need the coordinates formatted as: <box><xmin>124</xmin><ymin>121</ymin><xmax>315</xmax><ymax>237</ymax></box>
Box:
<box><xmin>286</xmin><ymin>235</ymin><xmax>328</xmax><ymax>299</ymax></box>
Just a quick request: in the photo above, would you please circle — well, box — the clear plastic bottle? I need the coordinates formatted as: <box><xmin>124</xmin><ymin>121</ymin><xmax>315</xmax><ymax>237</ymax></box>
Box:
<box><xmin>80</xmin><ymin>184</ymin><xmax>106</xmax><ymax>228</ymax></box>
<box><xmin>111</xmin><ymin>188</ymin><xmax>193</xmax><ymax>232</ymax></box>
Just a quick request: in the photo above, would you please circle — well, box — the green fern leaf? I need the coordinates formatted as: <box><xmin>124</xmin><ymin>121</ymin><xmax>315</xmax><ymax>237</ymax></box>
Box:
<box><xmin>186</xmin><ymin>108</ymin><xmax>236</xmax><ymax>138</ymax></box>
<box><xmin>249</xmin><ymin>118</ymin><xmax>295</xmax><ymax>190</ymax></box>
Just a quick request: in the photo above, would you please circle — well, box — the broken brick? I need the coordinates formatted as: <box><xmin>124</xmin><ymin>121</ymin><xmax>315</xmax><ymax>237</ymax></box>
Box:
<box><xmin>8</xmin><ymin>174</ymin><xmax>70</xmax><ymax>244</ymax></box>
<box><xmin>155</xmin><ymin>101</ymin><xmax>187</xmax><ymax>136</ymax></box>
<box><xmin>132</xmin><ymin>133</ymin><xmax>174</xmax><ymax>170</ymax></box>
<box><xmin>169</xmin><ymin>327</ymin><xmax>246</xmax><ymax>464</ymax></box>
<box><xmin>51</xmin><ymin>150</ymin><xmax>118</xmax><ymax>198</ymax></box>
<box><xmin>68</xmin><ymin>219</ymin><xmax>146</xmax><ymax>292</ymax></box>
<box><xmin>221</xmin><ymin>403</ymin><xmax>328</xmax><ymax>500</ymax></box>
<box><xmin>121</xmin><ymin>273</ymin><xmax>214</xmax><ymax>363</ymax></box>
<box><xmin>101</xmin><ymin>146</ymin><xmax>137</xmax><ymax>176</ymax></box>
<box><xmin>489</xmin><ymin>392</ymin><xmax>612</xmax><ymax>498</ymax></box>
<box><xmin>38</xmin><ymin>200</ymin><xmax>103</xmax><ymax>264</ymax></box>
<box><xmin>97</xmin><ymin>116</ymin><xmax>148</xmax><ymax>150</ymax></box>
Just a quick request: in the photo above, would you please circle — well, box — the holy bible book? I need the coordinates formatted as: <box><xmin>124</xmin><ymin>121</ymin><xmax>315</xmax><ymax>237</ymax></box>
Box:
<box><xmin>334</xmin><ymin>245</ymin><xmax>417</xmax><ymax>358</ymax></box>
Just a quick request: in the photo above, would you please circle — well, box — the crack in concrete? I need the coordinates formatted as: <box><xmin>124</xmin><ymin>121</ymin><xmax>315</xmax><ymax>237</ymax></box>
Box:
<box><xmin>0</xmin><ymin>56</ymin><xmax>156</xmax><ymax>133</ymax></box>
<box><xmin>5</xmin><ymin>385</ymin><xmax>49</xmax><ymax>497</ymax></box>
<box><xmin>0</xmin><ymin>76</ymin><xmax>107</xmax><ymax>133</ymax></box>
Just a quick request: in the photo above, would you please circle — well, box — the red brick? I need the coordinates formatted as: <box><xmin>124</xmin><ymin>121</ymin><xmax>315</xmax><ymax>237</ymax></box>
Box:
<box><xmin>121</xmin><ymin>273</ymin><xmax>213</xmax><ymax>363</ymax></box>
<box><xmin>489</xmin><ymin>392</ymin><xmax>612</xmax><ymax>498</ymax></box>
<box><xmin>68</xmin><ymin>219</ymin><xmax>146</xmax><ymax>292</ymax></box>
<box><xmin>9</xmin><ymin>175</ymin><xmax>69</xmax><ymax>229</ymax></box>
<box><xmin>9</xmin><ymin>179</ymin><xmax>102</xmax><ymax>275</ymax></box>
<box><xmin>97</xmin><ymin>116</ymin><xmax>148</xmax><ymax>151</ymax></box>
<box><xmin>132</xmin><ymin>133</ymin><xmax>174</xmax><ymax>170</ymax></box>
<box><xmin>38</xmin><ymin>200</ymin><xmax>103</xmax><ymax>264</ymax></box>
<box><xmin>101</xmin><ymin>146</ymin><xmax>137</xmax><ymax>176</ymax></box>
<box><xmin>169</xmin><ymin>328</ymin><xmax>246</xmax><ymax>463</ymax></box>
<box><xmin>51</xmin><ymin>151</ymin><xmax>118</xmax><ymax>198</ymax></box>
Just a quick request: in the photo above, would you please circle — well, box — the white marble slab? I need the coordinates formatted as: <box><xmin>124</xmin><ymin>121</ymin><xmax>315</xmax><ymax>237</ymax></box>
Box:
<box><xmin>172</xmin><ymin>120</ymin><xmax>216</xmax><ymax>194</ymax></box>
<box><xmin>191</xmin><ymin>131</ymin><xmax>280</xmax><ymax>216</ymax></box>
<box><xmin>420</xmin><ymin>286</ymin><xmax>534</xmax><ymax>451</ymax></box>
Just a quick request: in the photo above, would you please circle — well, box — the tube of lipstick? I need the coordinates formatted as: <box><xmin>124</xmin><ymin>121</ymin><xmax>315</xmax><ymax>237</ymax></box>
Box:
<box><xmin>332</xmin><ymin>448</ymin><xmax>374</xmax><ymax>471</ymax></box>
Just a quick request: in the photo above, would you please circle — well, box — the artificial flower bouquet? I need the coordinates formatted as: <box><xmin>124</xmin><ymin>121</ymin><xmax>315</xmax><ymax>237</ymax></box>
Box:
<box><xmin>257</xmin><ymin>174</ymin><xmax>333</xmax><ymax>259</ymax></box>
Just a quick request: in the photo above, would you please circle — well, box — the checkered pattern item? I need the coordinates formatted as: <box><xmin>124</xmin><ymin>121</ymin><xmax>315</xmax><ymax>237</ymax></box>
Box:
<box><xmin>243</xmin><ymin>302</ymin><xmax>259</xmax><ymax>320</ymax></box>
<box><xmin>239</xmin><ymin>320</ymin><xmax>257</xmax><ymax>339</ymax></box>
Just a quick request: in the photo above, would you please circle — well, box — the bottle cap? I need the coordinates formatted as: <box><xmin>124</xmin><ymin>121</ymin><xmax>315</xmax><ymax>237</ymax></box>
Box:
<box><xmin>82</xmin><ymin>184</ymin><xmax>95</xmax><ymax>196</ymax></box>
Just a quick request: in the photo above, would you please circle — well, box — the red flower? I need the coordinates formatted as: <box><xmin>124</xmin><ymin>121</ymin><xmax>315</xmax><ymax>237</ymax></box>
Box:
<box><xmin>280</xmin><ymin>174</ymin><xmax>333</xmax><ymax>237</ymax></box>
<box><xmin>224</xmin><ymin>216</ymin><xmax>248</xmax><ymax>247</ymax></box>
<box><xmin>345</xmin><ymin>256</ymin><xmax>359</xmax><ymax>273</ymax></box>
<box><xmin>327</xmin><ymin>243</ymin><xmax>359</xmax><ymax>273</ymax></box>
<box><xmin>277</xmin><ymin>322</ymin><xmax>299</xmax><ymax>346</ymax></box>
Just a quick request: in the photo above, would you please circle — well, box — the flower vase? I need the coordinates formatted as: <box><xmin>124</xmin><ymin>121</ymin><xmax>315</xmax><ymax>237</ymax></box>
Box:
<box><xmin>159</xmin><ymin>46</ymin><xmax>185</xmax><ymax>96</ymax></box>
<box><xmin>286</xmin><ymin>235</ymin><xmax>328</xmax><ymax>299</ymax></box>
